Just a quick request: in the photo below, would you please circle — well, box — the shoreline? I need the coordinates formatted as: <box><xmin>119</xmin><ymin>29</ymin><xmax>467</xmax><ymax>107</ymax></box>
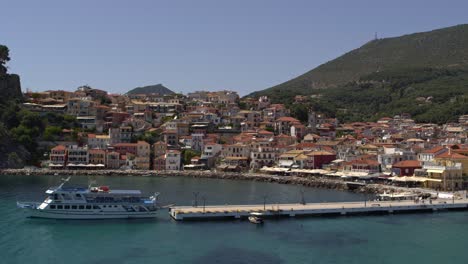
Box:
<box><xmin>0</xmin><ymin>168</ymin><xmax>430</xmax><ymax>196</ymax></box>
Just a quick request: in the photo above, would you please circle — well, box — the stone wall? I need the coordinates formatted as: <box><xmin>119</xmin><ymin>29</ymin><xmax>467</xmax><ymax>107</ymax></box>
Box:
<box><xmin>0</xmin><ymin>73</ymin><xmax>22</xmax><ymax>103</ymax></box>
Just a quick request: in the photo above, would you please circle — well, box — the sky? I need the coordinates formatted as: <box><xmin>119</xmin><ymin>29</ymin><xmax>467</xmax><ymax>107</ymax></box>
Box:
<box><xmin>2</xmin><ymin>0</ymin><xmax>468</xmax><ymax>96</ymax></box>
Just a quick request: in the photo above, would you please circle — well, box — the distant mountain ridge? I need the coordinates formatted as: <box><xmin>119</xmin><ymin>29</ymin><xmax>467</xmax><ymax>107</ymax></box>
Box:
<box><xmin>248</xmin><ymin>24</ymin><xmax>468</xmax><ymax>99</ymax></box>
<box><xmin>126</xmin><ymin>84</ymin><xmax>174</xmax><ymax>95</ymax></box>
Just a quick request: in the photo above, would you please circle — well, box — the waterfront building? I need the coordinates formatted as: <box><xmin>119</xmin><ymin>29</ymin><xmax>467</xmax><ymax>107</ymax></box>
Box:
<box><xmin>250</xmin><ymin>138</ymin><xmax>276</xmax><ymax>169</ymax></box>
<box><xmin>305</xmin><ymin>151</ymin><xmax>336</xmax><ymax>169</ymax></box>
<box><xmin>343</xmin><ymin>159</ymin><xmax>380</xmax><ymax>174</ymax></box>
<box><xmin>201</xmin><ymin>143</ymin><xmax>223</xmax><ymax>168</ymax></box>
<box><xmin>49</xmin><ymin>145</ymin><xmax>67</xmax><ymax>168</ymax></box>
<box><xmin>67</xmin><ymin>145</ymin><xmax>89</xmax><ymax>165</ymax></box>
<box><xmin>136</xmin><ymin>141</ymin><xmax>151</xmax><ymax>170</ymax></box>
<box><xmin>392</xmin><ymin>160</ymin><xmax>422</xmax><ymax>176</ymax></box>
<box><xmin>112</xmin><ymin>143</ymin><xmax>137</xmax><ymax>156</ymax></box>
<box><xmin>88</xmin><ymin>149</ymin><xmax>106</xmax><ymax>165</ymax></box>
<box><xmin>424</xmin><ymin>163</ymin><xmax>464</xmax><ymax>190</ymax></box>
<box><xmin>106</xmin><ymin>151</ymin><xmax>121</xmax><ymax>169</ymax></box>
<box><xmin>434</xmin><ymin>151</ymin><xmax>468</xmax><ymax>176</ymax></box>
<box><xmin>165</xmin><ymin>150</ymin><xmax>181</xmax><ymax>171</ymax></box>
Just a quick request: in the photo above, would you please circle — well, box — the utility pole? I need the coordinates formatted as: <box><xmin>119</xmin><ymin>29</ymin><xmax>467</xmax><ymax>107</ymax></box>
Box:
<box><xmin>263</xmin><ymin>195</ymin><xmax>267</xmax><ymax>211</ymax></box>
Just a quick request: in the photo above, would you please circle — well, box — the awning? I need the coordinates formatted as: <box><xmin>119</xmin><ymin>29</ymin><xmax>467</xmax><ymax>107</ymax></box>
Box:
<box><xmin>260</xmin><ymin>167</ymin><xmax>290</xmax><ymax>172</ymax></box>
<box><xmin>279</xmin><ymin>160</ymin><xmax>294</xmax><ymax>167</ymax></box>
<box><xmin>427</xmin><ymin>169</ymin><xmax>444</xmax><ymax>173</ymax></box>
<box><xmin>291</xmin><ymin>169</ymin><xmax>329</xmax><ymax>175</ymax></box>
<box><xmin>389</xmin><ymin>176</ymin><xmax>442</xmax><ymax>183</ymax></box>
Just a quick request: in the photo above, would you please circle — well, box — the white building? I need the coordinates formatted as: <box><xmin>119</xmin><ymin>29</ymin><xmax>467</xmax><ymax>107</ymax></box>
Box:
<box><xmin>88</xmin><ymin>134</ymin><xmax>110</xmax><ymax>149</ymax></box>
<box><xmin>165</xmin><ymin>150</ymin><xmax>181</xmax><ymax>171</ymax></box>
<box><xmin>67</xmin><ymin>145</ymin><xmax>89</xmax><ymax>164</ymax></box>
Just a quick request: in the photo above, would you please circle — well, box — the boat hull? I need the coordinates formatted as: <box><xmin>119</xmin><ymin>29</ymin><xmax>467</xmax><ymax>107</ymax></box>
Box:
<box><xmin>22</xmin><ymin>208</ymin><xmax>158</xmax><ymax>219</ymax></box>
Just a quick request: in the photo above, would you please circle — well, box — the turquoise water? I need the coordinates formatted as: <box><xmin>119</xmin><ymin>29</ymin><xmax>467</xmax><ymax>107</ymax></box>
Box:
<box><xmin>1</xmin><ymin>175</ymin><xmax>467</xmax><ymax>264</ymax></box>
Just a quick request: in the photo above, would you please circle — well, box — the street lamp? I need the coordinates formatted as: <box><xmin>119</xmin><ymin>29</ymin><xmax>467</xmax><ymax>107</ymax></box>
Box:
<box><xmin>193</xmin><ymin>191</ymin><xmax>199</xmax><ymax>207</ymax></box>
<box><xmin>300</xmin><ymin>190</ymin><xmax>306</xmax><ymax>205</ymax></box>
<box><xmin>202</xmin><ymin>196</ymin><xmax>206</xmax><ymax>213</ymax></box>
<box><xmin>263</xmin><ymin>195</ymin><xmax>268</xmax><ymax>211</ymax></box>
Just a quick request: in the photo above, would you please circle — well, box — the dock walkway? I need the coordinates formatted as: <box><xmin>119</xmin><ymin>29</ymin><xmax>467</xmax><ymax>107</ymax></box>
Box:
<box><xmin>169</xmin><ymin>199</ymin><xmax>468</xmax><ymax>221</ymax></box>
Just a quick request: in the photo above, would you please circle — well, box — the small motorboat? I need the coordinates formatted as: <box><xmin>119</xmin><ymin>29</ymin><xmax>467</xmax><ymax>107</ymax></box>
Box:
<box><xmin>248</xmin><ymin>212</ymin><xmax>264</xmax><ymax>224</ymax></box>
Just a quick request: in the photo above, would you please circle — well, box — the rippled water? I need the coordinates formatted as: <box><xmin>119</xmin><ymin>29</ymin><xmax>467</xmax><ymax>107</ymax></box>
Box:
<box><xmin>1</xmin><ymin>174</ymin><xmax>467</xmax><ymax>263</ymax></box>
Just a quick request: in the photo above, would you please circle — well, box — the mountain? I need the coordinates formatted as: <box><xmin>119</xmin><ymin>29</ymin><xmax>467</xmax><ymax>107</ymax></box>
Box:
<box><xmin>248</xmin><ymin>24</ymin><xmax>468</xmax><ymax>100</ymax></box>
<box><xmin>126</xmin><ymin>84</ymin><xmax>175</xmax><ymax>95</ymax></box>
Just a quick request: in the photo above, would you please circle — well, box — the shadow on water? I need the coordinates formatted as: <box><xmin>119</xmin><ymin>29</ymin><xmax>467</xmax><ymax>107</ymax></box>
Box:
<box><xmin>269</xmin><ymin>225</ymin><xmax>368</xmax><ymax>248</ymax></box>
<box><xmin>193</xmin><ymin>247</ymin><xmax>283</xmax><ymax>264</ymax></box>
<box><xmin>23</xmin><ymin>218</ymin><xmax>159</xmax><ymax>227</ymax></box>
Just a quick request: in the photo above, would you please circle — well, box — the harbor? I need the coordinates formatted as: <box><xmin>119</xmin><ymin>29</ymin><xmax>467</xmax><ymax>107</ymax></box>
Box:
<box><xmin>169</xmin><ymin>198</ymin><xmax>468</xmax><ymax>221</ymax></box>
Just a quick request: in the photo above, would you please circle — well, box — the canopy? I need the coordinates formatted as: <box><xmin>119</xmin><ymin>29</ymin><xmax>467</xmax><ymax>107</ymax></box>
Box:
<box><xmin>260</xmin><ymin>167</ymin><xmax>289</xmax><ymax>172</ymax></box>
<box><xmin>389</xmin><ymin>176</ymin><xmax>442</xmax><ymax>183</ymax></box>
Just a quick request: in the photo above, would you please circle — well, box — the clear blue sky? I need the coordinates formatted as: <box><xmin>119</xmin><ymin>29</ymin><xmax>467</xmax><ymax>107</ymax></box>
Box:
<box><xmin>2</xmin><ymin>0</ymin><xmax>468</xmax><ymax>95</ymax></box>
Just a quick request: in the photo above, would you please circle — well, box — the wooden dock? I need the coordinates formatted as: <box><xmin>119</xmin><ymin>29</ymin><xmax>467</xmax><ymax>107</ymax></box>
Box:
<box><xmin>169</xmin><ymin>199</ymin><xmax>468</xmax><ymax>221</ymax></box>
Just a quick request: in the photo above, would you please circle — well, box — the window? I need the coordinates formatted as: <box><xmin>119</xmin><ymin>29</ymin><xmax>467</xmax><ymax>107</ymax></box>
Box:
<box><xmin>50</xmin><ymin>205</ymin><xmax>56</xmax><ymax>209</ymax></box>
<box><xmin>86</xmin><ymin>205</ymin><xmax>91</xmax><ymax>209</ymax></box>
<box><xmin>57</xmin><ymin>205</ymin><xmax>63</xmax><ymax>209</ymax></box>
<box><xmin>64</xmin><ymin>205</ymin><xmax>70</xmax><ymax>209</ymax></box>
<box><xmin>93</xmin><ymin>205</ymin><xmax>99</xmax><ymax>209</ymax></box>
<box><xmin>79</xmin><ymin>205</ymin><xmax>85</xmax><ymax>209</ymax></box>
<box><xmin>71</xmin><ymin>205</ymin><xmax>77</xmax><ymax>209</ymax></box>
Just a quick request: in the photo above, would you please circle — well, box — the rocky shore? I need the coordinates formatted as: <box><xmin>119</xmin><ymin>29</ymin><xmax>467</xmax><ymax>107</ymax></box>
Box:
<box><xmin>0</xmin><ymin>168</ymin><xmax>427</xmax><ymax>195</ymax></box>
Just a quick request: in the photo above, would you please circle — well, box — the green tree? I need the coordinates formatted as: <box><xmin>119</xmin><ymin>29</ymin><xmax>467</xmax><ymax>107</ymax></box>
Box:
<box><xmin>0</xmin><ymin>45</ymin><xmax>10</xmax><ymax>65</ymax></box>
<box><xmin>182</xmin><ymin>149</ymin><xmax>201</xmax><ymax>165</ymax></box>
<box><xmin>43</xmin><ymin>126</ymin><xmax>62</xmax><ymax>141</ymax></box>
<box><xmin>290</xmin><ymin>104</ymin><xmax>309</xmax><ymax>123</ymax></box>
<box><xmin>0</xmin><ymin>45</ymin><xmax>10</xmax><ymax>74</ymax></box>
<box><xmin>7</xmin><ymin>152</ymin><xmax>23</xmax><ymax>168</ymax></box>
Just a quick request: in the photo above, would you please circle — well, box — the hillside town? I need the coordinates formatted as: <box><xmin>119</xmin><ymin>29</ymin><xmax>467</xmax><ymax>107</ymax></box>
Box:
<box><xmin>21</xmin><ymin>86</ymin><xmax>468</xmax><ymax>191</ymax></box>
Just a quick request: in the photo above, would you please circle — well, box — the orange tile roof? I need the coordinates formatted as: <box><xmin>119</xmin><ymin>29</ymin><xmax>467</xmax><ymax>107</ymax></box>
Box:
<box><xmin>422</xmin><ymin>146</ymin><xmax>446</xmax><ymax>154</ymax></box>
<box><xmin>392</xmin><ymin>160</ymin><xmax>422</xmax><ymax>168</ymax></box>
<box><xmin>436</xmin><ymin>152</ymin><xmax>468</xmax><ymax>159</ymax></box>
<box><xmin>276</xmin><ymin>117</ymin><xmax>300</xmax><ymax>122</ymax></box>
<box><xmin>52</xmin><ymin>145</ymin><xmax>66</xmax><ymax>151</ymax></box>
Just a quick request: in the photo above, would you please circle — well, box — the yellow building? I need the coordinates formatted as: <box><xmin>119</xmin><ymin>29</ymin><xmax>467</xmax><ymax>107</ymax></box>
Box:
<box><xmin>435</xmin><ymin>152</ymin><xmax>468</xmax><ymax>176</ymax></box>
<box><xmin>425</xmin><ymin>164</ymin><xmax>463</xmax><ymax>191</ymax></box>
<box><xmin>135</xmin><ymin>141</ymin><xmax>151</xmax><ymax>170</ymax></box>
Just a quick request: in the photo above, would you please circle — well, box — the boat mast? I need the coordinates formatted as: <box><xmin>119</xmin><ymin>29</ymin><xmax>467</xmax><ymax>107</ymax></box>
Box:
<box><xmin>58</xmin><ymin>176</ymin><xmax>71</xmax><ymax>189</ymax></box>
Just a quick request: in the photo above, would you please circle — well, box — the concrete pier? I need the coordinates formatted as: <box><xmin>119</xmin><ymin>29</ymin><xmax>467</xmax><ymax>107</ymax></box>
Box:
<box><xmin>169</xmin><ymin>199</ymin><xmax>468</xmax><ymax>221</ymax></box>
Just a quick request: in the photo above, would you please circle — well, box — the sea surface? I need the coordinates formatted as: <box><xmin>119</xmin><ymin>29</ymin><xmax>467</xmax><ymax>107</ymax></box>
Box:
<box><xmin>1</xmin><ymin>174</ymin><xmax>467</xmax><ymax>264</ymax></box>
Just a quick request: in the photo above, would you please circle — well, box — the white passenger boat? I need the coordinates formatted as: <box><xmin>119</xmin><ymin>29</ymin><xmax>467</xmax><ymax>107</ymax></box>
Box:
<box><xmin>17</xmin><ymin>177</ymin><xmax>160</xmax><ymax>219</ymax></box>
<box><xmin>248</xmin><ymin>212</ymin><xmax>264</xmax><ymax>224</ymax></box>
